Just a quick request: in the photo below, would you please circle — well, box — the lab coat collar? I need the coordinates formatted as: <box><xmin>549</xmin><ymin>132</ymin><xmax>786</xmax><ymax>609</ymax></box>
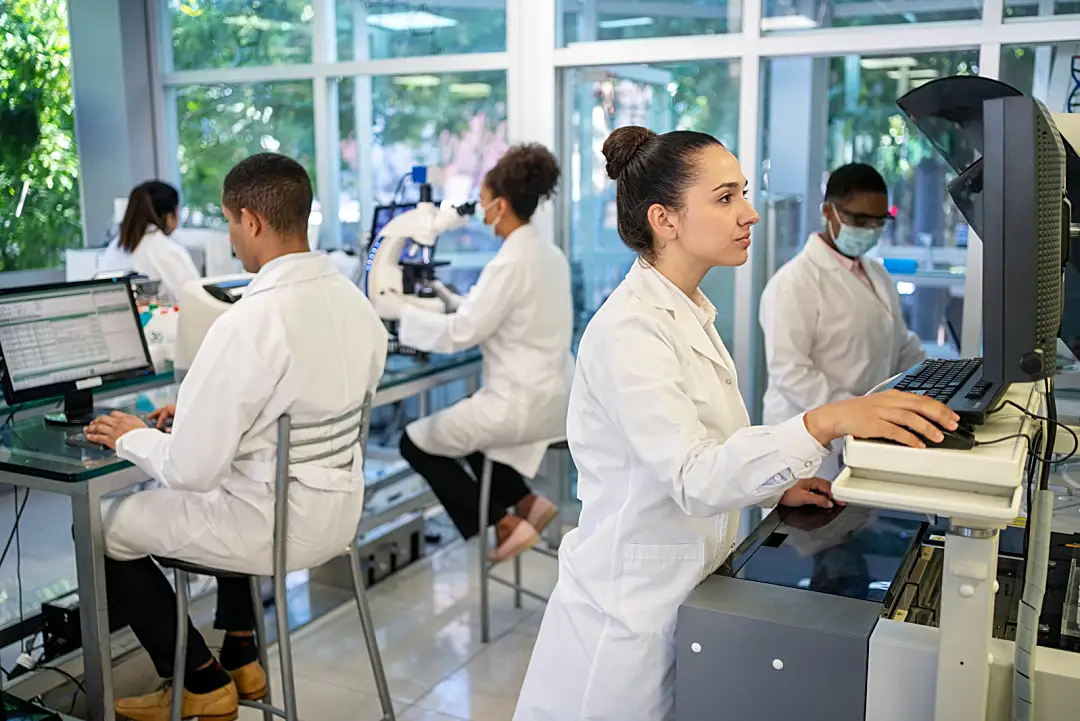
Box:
<box><xmin>804</xmin><ymin>233</ymin><xmax>848</xmax><ymax>272</ymax></box>
<box><xmin>502</xmin><ymin>223</ymin><xmax>539</xmax><ymax>245</ymax></box>
<box><xmin>244</xmin><ymin>252</ymin><xmax>338</xmax><ymax>298</ymax></box>
<box><xmin>624</xmin><ymin>261</ymin><xmax>726</xmax><ymax>368</ymax></box>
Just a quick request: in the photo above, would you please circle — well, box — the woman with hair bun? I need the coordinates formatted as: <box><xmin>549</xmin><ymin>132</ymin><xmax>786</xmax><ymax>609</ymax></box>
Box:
<box><xmin>375</xmin><ymin>143</ymin><xmax>573</xmax><ymax>564</ymax></box>
<box><xmin>101</xmin><ymin>180</ymin><xmax>199</xmax><ymax>304</ymax></box>
<box><xmin>512</xmin><ymin>127</ymin><xmax>960</xmax><ymax>721</ymax></box>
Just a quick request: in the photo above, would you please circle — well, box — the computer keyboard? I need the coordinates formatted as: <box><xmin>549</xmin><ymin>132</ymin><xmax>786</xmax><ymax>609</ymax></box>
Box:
<box><xmin>888</xmin><ymin>358</ymin><xmax>1006</xmax><ymax>425</ymax></box>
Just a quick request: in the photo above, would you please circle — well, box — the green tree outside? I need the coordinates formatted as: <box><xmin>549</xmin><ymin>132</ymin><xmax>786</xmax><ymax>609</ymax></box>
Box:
<box><xmin>0</xmin><ymin>0</ymin><xmax>81</xmax><ymax>271</ymax></box>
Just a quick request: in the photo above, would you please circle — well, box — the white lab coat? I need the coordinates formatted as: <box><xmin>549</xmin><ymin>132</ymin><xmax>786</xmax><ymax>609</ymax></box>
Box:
<box><xmin>398</xmin><ymin>223</ymin><xmax>574</xmax><ymax>478</ymax></box>
<box><xmin>101</xmin><ymin>253</ymin><xmax>388</xmax><ymax>575</ymax></box>
<box><xmin>100</xmin><ymin>229</ymin><xmax>200</xmax><ymax>304</ymax></box>
<box><xmin>513</xmin><ymin>261</ymin><xmax>830</xmax><ymax>721</ymax></box>
<box><xmin>760</xmin><ymin>233</ymin><xmax>926</xmax><ymax>427</ymax></box>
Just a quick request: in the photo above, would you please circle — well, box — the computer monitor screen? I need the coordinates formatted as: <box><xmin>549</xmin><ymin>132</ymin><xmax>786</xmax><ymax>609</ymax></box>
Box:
<box><xmin>0</xmin><ymin>279</ymin><xmax>152</xmax><ymax>409</ymax></box>
<box><xmin>370</xmin><ymin>203</ymin><xmax>417</xmax><ymax>244</ymax></box>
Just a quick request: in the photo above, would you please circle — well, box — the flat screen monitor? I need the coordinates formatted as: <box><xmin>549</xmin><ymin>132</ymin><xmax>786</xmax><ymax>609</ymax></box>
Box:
<box><xmin>0</xmin><ymin>278</ymin><xmax>153</xmax><ymax>424</ymax></box>
<box><xmin>370</xmin><ymin>203</ymin><xmax>417</xmax><ymax>244</ymax></box>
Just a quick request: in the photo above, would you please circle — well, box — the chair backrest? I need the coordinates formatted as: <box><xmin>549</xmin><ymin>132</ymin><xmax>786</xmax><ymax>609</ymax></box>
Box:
<box><xmin>270</xmin><ymin>391</ymin><xmax>374</xmax><ymax>575</ymax></box>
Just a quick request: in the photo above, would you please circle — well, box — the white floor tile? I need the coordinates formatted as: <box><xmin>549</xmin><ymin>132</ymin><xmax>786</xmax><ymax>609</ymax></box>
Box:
<box><xmin>248</xmin><ymin>538</ymin><xmax>549</xmax><ymax>720</ymax></box>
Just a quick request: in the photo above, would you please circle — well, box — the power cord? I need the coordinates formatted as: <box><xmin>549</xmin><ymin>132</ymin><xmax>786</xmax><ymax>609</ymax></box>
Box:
<box><xmin>977</xmin><ymin>393</ymin><xmax>1078</xmax><ymax>465</ymax></box>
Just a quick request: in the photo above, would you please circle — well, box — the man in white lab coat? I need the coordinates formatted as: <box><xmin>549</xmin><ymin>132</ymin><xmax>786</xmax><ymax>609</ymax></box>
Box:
<box><xmin>85</xmin><ymin>154</ymin><xmax>387</xmax><ymax>721</ymax></box>
<box><xmin>759</xmin><ymin>163</ymin><xmax>926</xmax><ymax>472</ymax></box>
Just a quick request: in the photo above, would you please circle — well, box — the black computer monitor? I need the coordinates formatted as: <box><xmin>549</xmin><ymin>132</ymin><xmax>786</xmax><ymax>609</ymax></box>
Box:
<box><xmin>0</xmin><ymin>278</ymin><xmax>154</xmax><ymax>424</ymax></box>
<box><xmin>981</xmin><ymin>96</ymin><xmax>1068</xmax><ymax>384</ymax></box>
<box><xmin>369</xmin><ymin>203</ymin><xmax>416</xmax><ymax>244</ymax></box>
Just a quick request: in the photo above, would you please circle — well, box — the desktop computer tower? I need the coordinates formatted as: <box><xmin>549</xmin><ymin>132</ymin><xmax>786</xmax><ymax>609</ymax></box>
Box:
<box><xmin>982</xmin><ymin>95</ymin><xmax>1068</xmax><ymax>384</ymax></box>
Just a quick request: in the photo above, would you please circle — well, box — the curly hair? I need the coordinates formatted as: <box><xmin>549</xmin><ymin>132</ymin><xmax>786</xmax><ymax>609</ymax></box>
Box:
<box><xmin>483</xmin><ymin>143</ymin><xmax>561</xmax><ymax>221</ymax></box>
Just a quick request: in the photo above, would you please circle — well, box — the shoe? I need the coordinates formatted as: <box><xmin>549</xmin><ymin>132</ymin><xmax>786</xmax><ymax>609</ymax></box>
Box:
<box><xmin>524</xmin><ymin>496</ymin><xmax>559</xmax><ymax>535</ymax></box>
<box><xmin>490</xmin><ymin>520</ymin><xmax>540</xmax><ymax>564</ymax></box>
<box><xmin>227</xmin><ymin>661</ymin><xmax>268</xmax><ymax>701</ymax></box>
<box><xmin>115</xmin><ymin>681</ymin><xmax>238</xmax><ymax>721</ymax></box>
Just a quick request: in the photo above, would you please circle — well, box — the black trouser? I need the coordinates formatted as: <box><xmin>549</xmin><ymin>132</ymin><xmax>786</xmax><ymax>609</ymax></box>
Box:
<box><xmin>104</xmin><ymin>556</ymin><xmax>256</xmax><ymax>680</ymax></box>
<box><xmin>400</xmin><ymin>430</ymin><xmax>532</xmax><ymax>540</ymax></box>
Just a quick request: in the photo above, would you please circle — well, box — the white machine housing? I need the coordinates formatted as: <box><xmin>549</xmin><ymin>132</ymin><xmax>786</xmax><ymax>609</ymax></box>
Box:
<box><xmin>364</xmin><ymin>200</ymin><xmax>473</xmax><ymax>315</ymax></box>
<box><xmin>174</xmin><ymin>273</ymin><xmax>253</xmax><ymax>375</ymax></box>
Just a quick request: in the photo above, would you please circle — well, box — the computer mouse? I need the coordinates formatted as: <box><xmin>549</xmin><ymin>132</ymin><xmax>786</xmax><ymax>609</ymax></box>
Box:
<box><xmin>919</xmin><ymin>422</ymin><xmax>976</xmax><ymax>451</ymax></box>
<box><xmin>874</xmin><ymin>422</ymin><xmax>976</xmax><ymax>451</ymax></box>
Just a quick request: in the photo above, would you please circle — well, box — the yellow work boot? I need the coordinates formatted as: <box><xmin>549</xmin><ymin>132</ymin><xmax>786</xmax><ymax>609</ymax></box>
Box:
<box><xmin>227</xmin><ymin>661</ymin><xmax>268</xmax><ymax>701</ymax></box>
<box><xmin>115</xmin><ymin>681</ymin><xmax>238</xmax><ymax>721</ymax></box>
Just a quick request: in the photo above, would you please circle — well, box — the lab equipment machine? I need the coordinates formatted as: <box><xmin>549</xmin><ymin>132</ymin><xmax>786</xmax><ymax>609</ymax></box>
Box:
<box><xmin>363</xmin><ymin>169</ymin><xmax>476</xmax><ymax>318</ymax></box>
<box><xmin>677</xmin><ymin>79</ymin><xmax>1080</xmax><ymax>721</ymax></box>
<box><xmin>173</xmin><ymin>274</ymin><xmax>253</xmax><ymax>374</ymax></box>
<box><xmin>0</xmin><ymin>278</ymin><xmax>154</xmax><ymax>425</ymax></box>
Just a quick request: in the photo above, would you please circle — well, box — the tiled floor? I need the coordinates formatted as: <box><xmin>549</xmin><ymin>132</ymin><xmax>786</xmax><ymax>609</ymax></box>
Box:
<box><xmin>243</xmin><ymin>538</ymin><xmax>558</xmax><ymax>721</ymax></box>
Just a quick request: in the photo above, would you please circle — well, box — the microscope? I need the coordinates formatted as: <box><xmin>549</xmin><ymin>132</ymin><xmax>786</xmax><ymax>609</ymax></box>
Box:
<box><xmin>364</xmin><ymin>167</ymin><xmax>476</xmax><ymax>355</ymax></box>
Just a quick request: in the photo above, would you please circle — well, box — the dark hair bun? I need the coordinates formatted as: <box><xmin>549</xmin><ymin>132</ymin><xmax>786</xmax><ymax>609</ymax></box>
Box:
<box><xmin>603</xmin><ymin>126</ymin><xmax>657</xmax><ymax>181</ymax></box>
<box><xmin>484</xmin><ymin>143</ymin><xmax>562</xmax><ymax>222</ymax></box>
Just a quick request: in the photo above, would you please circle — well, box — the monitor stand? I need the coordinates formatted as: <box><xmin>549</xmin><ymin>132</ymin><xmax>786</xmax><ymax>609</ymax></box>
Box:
<box><xmin>43</xmin><ymin>389</ymin><xmax>113</xmax><ymax>427</ymax></box>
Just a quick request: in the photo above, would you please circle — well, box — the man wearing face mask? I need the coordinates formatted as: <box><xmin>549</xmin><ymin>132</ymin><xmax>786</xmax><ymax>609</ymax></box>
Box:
<box><xmin>759</xmin><ymin>163</ymin><xmax>926</xmax><ymax>469</ymax></box>
<box><xmin>374</xmin><ymin>144</ymin><xmax>574</xmax><ymax>563</ymax></box>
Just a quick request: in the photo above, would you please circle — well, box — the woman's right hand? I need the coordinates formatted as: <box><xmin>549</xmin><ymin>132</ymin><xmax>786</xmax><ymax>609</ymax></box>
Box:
<box><xmin>149</xmin><ymin>404</ymin><xmax>177</xmax><ymax>431</ymax></box>
<box><xmin>804</xmin><ymin>390</ymin><xmax>960</xmax><ymax>449</ymax></box>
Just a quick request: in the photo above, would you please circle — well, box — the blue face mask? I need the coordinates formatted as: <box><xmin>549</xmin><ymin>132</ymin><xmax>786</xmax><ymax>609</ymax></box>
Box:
<box><xmin>831</xmin><ymin>220</ymin><xmax>882</xmax><ymax>258</ymax></box>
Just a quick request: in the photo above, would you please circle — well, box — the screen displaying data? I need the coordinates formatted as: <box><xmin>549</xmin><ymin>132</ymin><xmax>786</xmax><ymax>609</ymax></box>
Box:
<box><xmin>0</xmin><ymin>283</ymin><xmax>149</xmax><ymax>392</ymax></box>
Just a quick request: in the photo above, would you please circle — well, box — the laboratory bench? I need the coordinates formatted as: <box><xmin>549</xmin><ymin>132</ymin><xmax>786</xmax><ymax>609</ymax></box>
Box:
<box><xmin>0</xmin><ymin>349</ymin><xmax>481</xmax><ymax>721</ymax></box>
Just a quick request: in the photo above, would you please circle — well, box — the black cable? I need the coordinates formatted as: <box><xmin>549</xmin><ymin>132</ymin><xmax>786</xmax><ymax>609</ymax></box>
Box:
<box><xmin>0</xmin><ymin>487</ymin><xmax>29</xmax><ymax>569</ymax></box>
<box><xmin>37</xmin><ymin>665</ymin><xmax>87</xmax><ymax>715</ymax></box>
<box><xmin>980</xmin><ymin>396</ymin><xmax>1078</xmax><ymax>465</ymax></box>
<box><xmin>14</xmin><ymin>488</ymin><xmax>27</xmax><ymax>654</ymax></box>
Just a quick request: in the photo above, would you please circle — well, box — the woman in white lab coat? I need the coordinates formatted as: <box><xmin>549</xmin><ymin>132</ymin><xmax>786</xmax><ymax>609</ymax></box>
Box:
<box><xmin>101</xmin><ymin>181</ymin><xmax>200</xmax><ymax>303</ymax></box>
<box><xmin>375</xmin><ymin>144</ymin><xmax>574</xmax><ymax>563</ymax></box>
<box><xmin>511</xmin><ymin>127</ymin><xmax>960</xmax><ymax>721</ymax></box>
<box><xmin>760</xmin><ymin>163</ymin><xmax>927</xmax><ymax>431</ymax></box>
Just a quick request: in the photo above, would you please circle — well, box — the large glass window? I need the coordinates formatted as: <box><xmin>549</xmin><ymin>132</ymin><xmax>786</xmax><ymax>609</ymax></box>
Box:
<box><xmin>0</xmin><ymin>0</ymin><xmax>81</xmax><ymax>271</ymax></box>
<box><xmin>1005</xmin><ymin>1</ymin><xmax>1080</xmax><ymax>19</ymax></box>
<box><xmin>167</xmin><ymin>0</ymin><xmax>314</xmax><ymax>71</ymax></box>
<box><xmin>338</xmin><ymin>71</ymin><xmax>507</xmax><ymax>293</ymax></box>
<box><xmin>763</xmin><ymin>0</ymin><xmax>981</xmax><ymax>31</ymax></box>
<box><xmin>1000</xmin><ymin>42</ymin><xmax>1080</xmax><ymax>112</ymax></box>
<box><xmin>759</xmin><ymin>50</ymin><xmax>979</xmax><ymax>362</ymax></box>
<box><xmin>563</xmin><ymin>60</ymin><xmax>741</xmax><ymax>347</ymax></box>
<box><xmin>560</xmin><ymin>1</ymin><xmax>741</xmax><ymax>45</ymax></box>
<box><xmin>175</xmin><ymin>82</ymin><xmax>317</xmax><ymax>229</ymax></box>
<box><xmin>335</xmin><ymin>1</ymin><xmax>506</xmax><ymax>61</ymax></box>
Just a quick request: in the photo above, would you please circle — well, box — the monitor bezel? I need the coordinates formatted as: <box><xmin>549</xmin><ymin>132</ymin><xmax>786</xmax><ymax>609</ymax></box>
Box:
<box><xmin>0</xmin><ymin>278</ymin><xmax>155</xmax><ymax>407</ymax></box>
<box><xmin>369</xmin><ymin>202</ymin><xmax>417</xmax><ymax>245</ymax></box>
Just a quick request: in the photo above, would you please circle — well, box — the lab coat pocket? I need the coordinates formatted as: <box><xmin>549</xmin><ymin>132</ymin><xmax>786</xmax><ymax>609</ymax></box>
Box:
<box><xmin>616</xmin><ymin>543</ymin><xmax>706</xmax><ymax>636</ymax></box>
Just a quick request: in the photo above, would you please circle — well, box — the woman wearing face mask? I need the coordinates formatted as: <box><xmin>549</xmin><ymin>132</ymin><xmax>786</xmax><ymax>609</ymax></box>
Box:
<box><xmin>100</xmin><ymin>181</ymin><xmax>200</xmax><ymax>304</ymax></box>
<box><xmin>512</xmin><ymin>131</ymin><xmax>955</xmax><ymax>721</ymax></box>
<box><xmin>759</xmin><ymin>163</ymin><xmax>927</xmax><ymax>447</ymax></box>
<box><xmin>374</xmin><ymin>143</ymin><xmax>573</xmax><ymax>563</ymax></box>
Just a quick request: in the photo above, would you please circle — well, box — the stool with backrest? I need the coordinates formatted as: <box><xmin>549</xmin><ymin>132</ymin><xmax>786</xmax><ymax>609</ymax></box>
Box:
<box><xmin>159</xmin><ymin>392</ymin><xmax>395</xmax><ymax>721</ymax></box>
<box><xmin>478</xmin><ymin>439</ymin><xmax>571</xmax><ymax>643</ymax></box>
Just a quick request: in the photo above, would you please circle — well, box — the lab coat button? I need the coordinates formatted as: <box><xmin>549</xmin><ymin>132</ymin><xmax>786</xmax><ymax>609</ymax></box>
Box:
<box><xmin>725</xmin><ymin>379</ymin><xmax>732</xmax><ymax>385</ymax></box>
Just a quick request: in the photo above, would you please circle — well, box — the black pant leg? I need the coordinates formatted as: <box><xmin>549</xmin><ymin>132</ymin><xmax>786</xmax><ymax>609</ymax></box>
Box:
<box><xmin>213</xmin><ymin>576</ymin><xmax>257</xmax><ymax>632</ymax></box>
<box><xmin>399</xmin><ymin>430</ymin><xmax>506</xmax><ymax>539</ymax></box>
<box><xmin>464</xmin><ymin>453</ymin><xmax>532</xmax><ymax>508</ymax></box>
<box><xmin>103</xmin><ymin>556</ymin><xmax>215</xmax><ymax>679</ymax></box>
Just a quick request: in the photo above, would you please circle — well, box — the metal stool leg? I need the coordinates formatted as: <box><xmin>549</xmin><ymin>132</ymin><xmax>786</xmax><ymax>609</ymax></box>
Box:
<box><xmin>349</xmin><ymin>543</ymin><xmax>395</xmax><ymax>720</ymax></box>
<box><xmin>249</xmin><ymin>576</ymin><xmax>274</xmax><ymax>721</ymax></box>
<box><xmin>513</xmin><ymin>554</ymin><xmax>523</xmax><ymax>609</ymax></box>
<box><xmin>170</xmin><ymin>570</ymin><xmax>190</xmax><ymax>721</ymax></box>
<box><xmin>272</xmin><ymin>570</ymin><xmax>299</xmax><ymax>721</ymax></box>
<box><xmin>479</xmin><ymin>456</ymin><xmax>493</xmax><ymax>643</ymax></box>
